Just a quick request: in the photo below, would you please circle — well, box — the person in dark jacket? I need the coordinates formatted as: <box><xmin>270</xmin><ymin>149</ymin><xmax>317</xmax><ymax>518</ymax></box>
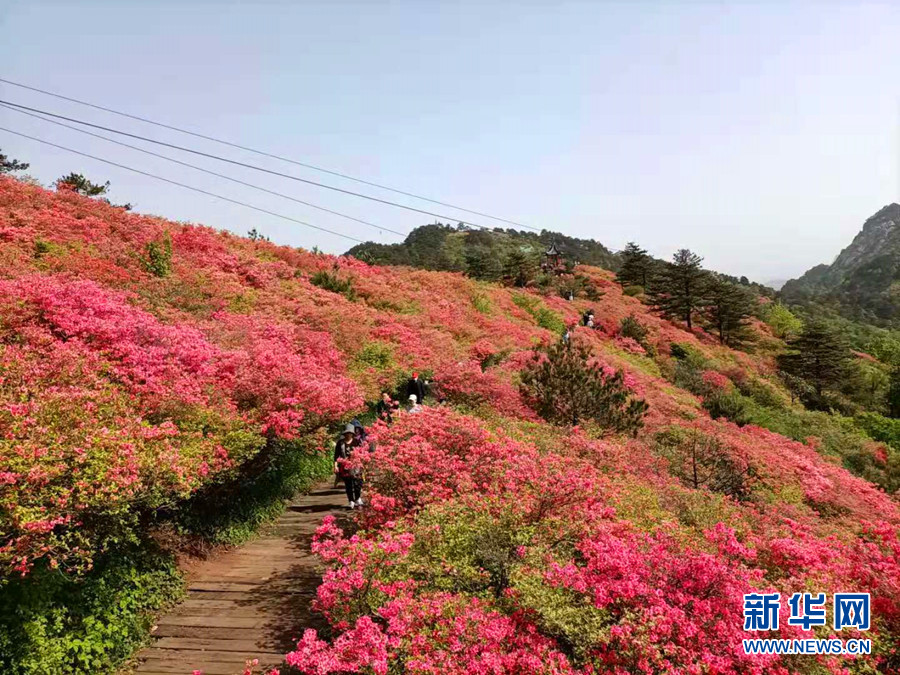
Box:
<box><xmin>406</xmin><ymin>371</ymin><xmax>426</xmax><ymax>404</ymax></box>
<box><xmin>376</xmin><ymin>392</ymin><xmax>399</xmax><ymax>424</ymax></box>
<box><xmin>334</xmin><ymin>424</ymin><xmax>363</xmax><ymax>508</ymax></box>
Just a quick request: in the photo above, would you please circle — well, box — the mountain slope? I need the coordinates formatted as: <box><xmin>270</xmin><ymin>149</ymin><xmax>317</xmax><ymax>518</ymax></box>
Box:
<box><xmin>1</xmin><ymin>177</ymin><xmax>899</xmax><ymax>674</ymax></box>
<box><xmin>782</xmin><ymin>203</ymin><xmax>900</xmax><ymax>323</ymax></box>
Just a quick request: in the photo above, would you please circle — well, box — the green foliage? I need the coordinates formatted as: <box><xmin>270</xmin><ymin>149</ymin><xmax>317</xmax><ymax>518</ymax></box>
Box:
<box><xmin>653</xmin><ymin>427</ymin><xmax>756</xmax><ymax>501</ymax></box>
<box><xmin>702</xmin><ymin>389</ymin><xmax>751</xmax><ymax>426</ymax></box>
<box><xmin>762</xmin><ymin>302</ymin><xmax>803</xmax><ymax>339</ymax></box>
<box><xmin>702</xmin><ymin>277</ymin><xmax>756</xmax><ymax>347</ymax></box>
<box><xmin>465</xmin><ymin>246</ymin><xmax>503</xmax><ymax>281</ymax></box>
<box><xmin>520</xmin><ymin>340</ymin><xmax>648</xmax><ymax>434</ymax></box>
<box><xmin>56</xmin><ymin>173</ymin><xmax>110</xmax><ymax>197</ymax></box>
<box><xmin>776</xmin><ymin>320</ymin><xmax>851</xmax><ymax>407</ymax></box>
<box><xmin>617</xmin><ymin>242</ymin><xmax>654</xmax><ymax>288</ymax></box>
<box><xmin>352</xmin><ymin>341</ymin><xmax>395</xmax><ymax>372</ymax></box>
<box><xmin>0</xmin><ymin>148</ymin><xmax>29</xmax><ymax>175</ymax></box>
<box><xmin>619</xmin><ymin>315</ymin><xmax>648</xmax><ymax>346</ymax></box>
<box><xmin>503</xmin><ymin>248</ymin><xmax>540</xmax><ymax>287</ymax></box>
<box><xmin>0</xmin><ymin>550</ymin><xmax>183</xmax><ymax>675</ymax></box>
<box><xmin>470</xmin><ymin>292</ymin><xmax>493</xmax><ymax>315</ymax></box>
<box><xmin>889</xmin><ymin>367</ymin><xmax>900</xmax><ymax>418</ymax></box>
<box><xmin>310</xmin><ymin>269</ymin><xmax>357</xmax><ymax>300</ymax></box>
<box><xmin>346</xmin><ymin>223</ymin><xmax>619</xmax><ymax>275</ymax></box>
<box><xmin>174</xmin><ymin>438</ymin><xmax>332</xmax><ymax>546</ymax></box>
<box><xmin>622</xmin><ymin>285</ymin><xmax>644</xmax><ymax>297</ymax></box>
<box><xmin>647</xmin><ymin>249</ymin><xmax>709</xmax><ymax>329</ymax></box>
<box><xmin>32</xmin><ymin>238</ymin><xmax>51</xmax><ymax>259</ymax></box>
<box><xmin>142</xmin><ymin>234</ymin><xmax>172</xmax><ymax>278</ymax></box>
<box><xmin>511</xmin><ymin>293</ymin><xmax>565</xmax><ymax>334</ymax></box>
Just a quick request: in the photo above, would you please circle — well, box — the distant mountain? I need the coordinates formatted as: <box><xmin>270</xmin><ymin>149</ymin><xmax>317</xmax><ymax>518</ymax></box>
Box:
<box><xmin>346</xmin><ymin>223</ymin><xmax>619</xmax><ymax>273</ymax></box>
<box><xmin>765</xmin><ymin>278</ymin><xmax>788</xmax><ymax>291</ymax></box>
<box><xmin>781</xmin><ymin>203</ymin><xmax>900</xmax><ymax>324</ymax></box>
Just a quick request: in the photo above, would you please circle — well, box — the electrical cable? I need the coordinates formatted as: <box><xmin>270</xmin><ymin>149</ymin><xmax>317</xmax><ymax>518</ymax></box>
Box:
<box><xmin>0</xmin><ymin>125</ymin><xmax>366</xmax><ymax>243</ymax></box>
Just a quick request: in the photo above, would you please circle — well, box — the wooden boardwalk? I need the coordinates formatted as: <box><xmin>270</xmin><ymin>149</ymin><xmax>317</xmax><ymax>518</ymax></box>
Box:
<box><xmin>129</xmin><ymin>484</ymin><xmax>347</xmax><ymax>675</ymax></box>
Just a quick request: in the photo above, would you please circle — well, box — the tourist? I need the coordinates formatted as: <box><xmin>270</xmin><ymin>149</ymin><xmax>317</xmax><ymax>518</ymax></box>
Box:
<box><xmin>407</xmin><ymin>394</ymin><xmax>423</xmax><ymax>414</ymax></box>
<box><xmin>376</xmin><ymin>391</ymin><xmax>398</xmax><ymax>424</ymax></box>
<box><xmin>406</xmin><ymin>371</ymin><xmax>426</xmax><ymax>403</ymax></box>
<box><xmin>334</xmin><ymin>424</ymin><xmax>363</xmax><ymax>508</ymax></box>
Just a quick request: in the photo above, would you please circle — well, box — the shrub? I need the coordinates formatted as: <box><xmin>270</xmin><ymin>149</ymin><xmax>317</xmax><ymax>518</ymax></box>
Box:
<box><xmin>310</xmin><ymin>269</ymin><xmax>356</xmax><ymax>300</ymax></box>
<box><xmin>619</xmin><ymin>315</ymin><xmax>648</xmax><ymax>345</ymax></box>
<box><xmin>653</xmin><ymin>427</ymin><xmax>756</xmax><ymax>501</ymax></box>
<box><xmin>351</xmin><ymin>341</ymin><xmax>395</xmax><ymax>371</ymax></box>
<box><xmin>623</xmin><ymin>284</ymin><xmax>644</xmax><ymax>297</ymax></box>
<box><xmin>703</xmin><ymin>389</ymin><xmax>752</xmax><ymax>426</ymax></box>
<box><xmin>470</xmin><ymin>292</ymin><xmax>492</xmax><ymax>314</ymax></box>
<box><xmin>142</xmin><ymin>234</ymin><xmax>172</xmax><ymax>277</ymax></box>
<box><xmin>0</xmin><ymin>550</ymin><xmax>183</xmax><ymax>675</ymax></box>
<box><xmin>520</xmin><ymin>340</ymin><xmax>648</xmax><ymax>435</ymax></box>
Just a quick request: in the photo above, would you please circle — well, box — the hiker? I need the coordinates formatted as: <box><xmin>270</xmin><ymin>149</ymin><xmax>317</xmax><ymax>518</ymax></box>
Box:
<box><xmin>351</xmin><ymin>418</ymin><xmax>367</xmax><ymax>444</ymax></box>
<box><xmin>334</xmin><ymin>423</ymin><xmax>364</xmax><ymax>508</ymax></box>
<box><xmin>406</xmin><ymin>371</ymin><xmax>426</xmax><ymax>403</ymax></box>
<box><xmin>562</xmin><ymin>326</ymin><xmax>571</xmax><ymax>345</ymax></box>
<box><xmin>582</xmin><ymin>309</ymin><xmax>594</xmax><ymax>326</ymax></box>
<box><xmin>586</xmin><ymin>312</ymin><xmax>595</xmax><ymax>329</ymax></box>
<box><xmin>407</xmin><ymin>394</ymin><xmax>423</xmax><ymax>414</ymax></box>
<box><xmin>376</xmin><ymin>391</ymin><xmax>399</xmax><ymax>424</ymax></box>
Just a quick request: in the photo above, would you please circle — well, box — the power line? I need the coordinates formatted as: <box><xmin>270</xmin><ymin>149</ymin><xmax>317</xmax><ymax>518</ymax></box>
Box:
<box><xmin>0</xmin><ymin>76</ymin><xmax>541</xmax><ymax>231</ymax></box>
<box><xmin>0</xmin><ymin>102</ymin><xmax>407</xmax><ymax>238</ymax></box>
<box><xmin>0</xmin><ymin>99</ymin><xmax>504</xmax><ymax>233</ymax></box>
<box><xmin>0</xmin><ymin>125</ymin><xmax>365</xmax><ymax>244</ymax></box>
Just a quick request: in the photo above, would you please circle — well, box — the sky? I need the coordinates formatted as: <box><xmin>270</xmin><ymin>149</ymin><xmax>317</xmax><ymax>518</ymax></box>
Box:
<box><xmin>1</xmin><ymin>1</ymin><xmax>898</xmax><ymax>283</ymax></box>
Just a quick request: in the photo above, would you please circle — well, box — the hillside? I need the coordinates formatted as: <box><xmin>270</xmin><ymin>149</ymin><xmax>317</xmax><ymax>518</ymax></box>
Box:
<box><xmin>782</xmin><ymin>203</ymin><xmax>900</xmax><ymax>324</ymax></box>
<box><xmin>1</xmin><ymin>176</ymin><xmax>899</xmax><ymax>674</ymax></box>
<box><xmin>346</xmin><ymin>222</ymin><xmax>619</xmax><ymax>274</ymax></box>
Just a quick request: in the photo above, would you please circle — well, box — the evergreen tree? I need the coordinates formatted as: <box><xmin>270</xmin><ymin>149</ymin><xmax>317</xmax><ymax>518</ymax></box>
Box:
<box><xmin>617</xmin><ymin>242</ymin><xmax>654</xmax><ymax>288</ymax></box>
<box><xmin>503</xmin><ymin>248</ymin><xmax>539</xmax><ymax>287</ymax></box>
<box><xmin>648</xmin><ymin>249</ymin><xmax>709</xmax><ymax>330</ymax></box>
<box><xmin>776</xmin><ymin>320</ymin><xmax>850</xmax><ymax>401</ymax></box>
<box><xmin>703</xmin><ymin>277</ymin><xmax>756</xmax><ymax>346</ymax></box>
<box><xmin>0</xmin><ymin>148</ymin><xmax>29</xmax><ymax>175</ymax></box>
<box><xmin>888</xmin><ymin>366</ymin><xmax>900</xmax><ymax>418</ymax></box>
<box><xmin>465</xmin><ymin>246</ymin><xmax>502</xmax><ymax>281</ymax></box>
<box><xmin>56</xmin><ymin>172</ymin><xmax>110</xmax><ymax>197</ymax></box>
<box><xmin>520</xmin><ymin>340</ymin><xmax>648</xmax><ymax>434</ymax></box>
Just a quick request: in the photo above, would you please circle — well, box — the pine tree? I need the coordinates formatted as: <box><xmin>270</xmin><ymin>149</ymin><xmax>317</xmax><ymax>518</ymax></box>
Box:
<box><xmin>503</xmin><ymin>249</ymin><xmax>539</xmax><ymax>287</ymax></box>
<box><xmin>617</xmin><ymin>242</ymin><xmax>654</xmax><ymax>288</ymax></box>
<box><xmin>0</xmin><ymin>148</ymin><xmax>29</xmax><ymax>175</ymax></box>
<box><xmin>465</xmin><ymin>246</ymin><xmax>502</xmax><ymax>281</ymax></box>
<box><xmin>887</xmin><ymin>366</ymin><xmax>900</xmax><ymax>418</ymax></box>
<box><xmin>519</xmin><ymin>340</ymin><xmax>648</xmax><ymax>434</ymax></box>
<box><xmin>648</xmin><ymin>249</ymin><xmax>709</xmax><ymax>330</ymax></box>
<box><xmin>56</xmin><ymin>172</ymin><xmax>110</xmax><ymax>197</ymax></box>
<box><xmin>703</xmin><ymin>277</ymin><xmax>756</xmax><ymax>346</ymax></box>
<box><xmin>776</xmin><ymin>320</ymin><xmax>850</xmax><ymax>400</ymax></box>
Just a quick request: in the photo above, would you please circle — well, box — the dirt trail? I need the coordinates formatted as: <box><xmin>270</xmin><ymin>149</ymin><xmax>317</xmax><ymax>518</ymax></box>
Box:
<box><xmin>129</xmin><ymin>484</ymin><xmax>346</xmax><ymax>675</ymax></box>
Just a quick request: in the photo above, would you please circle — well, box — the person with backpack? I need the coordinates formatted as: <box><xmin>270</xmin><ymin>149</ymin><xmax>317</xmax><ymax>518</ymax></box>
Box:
<box><xmin>334</xmin><ymin>424</ymin><xmax>364</xmax><ymax>508</ymax></box>
<box><xmin>406</xmin><ymin>371</ymin><xmax>426</xmax><ymax>403</ymax></box>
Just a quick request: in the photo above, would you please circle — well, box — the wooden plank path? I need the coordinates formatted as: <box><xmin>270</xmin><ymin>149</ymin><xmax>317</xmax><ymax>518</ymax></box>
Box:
<box><xmin>128</xmin><ymin>484</ymin><xmax>348</xmax><ymax>675</ymax></box>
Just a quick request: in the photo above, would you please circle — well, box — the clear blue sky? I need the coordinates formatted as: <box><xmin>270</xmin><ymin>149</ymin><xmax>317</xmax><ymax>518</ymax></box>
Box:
<box><xmin>2</xmin><ymin>1</ymin><xmax>898</xmax><ymax>282</ymax></box>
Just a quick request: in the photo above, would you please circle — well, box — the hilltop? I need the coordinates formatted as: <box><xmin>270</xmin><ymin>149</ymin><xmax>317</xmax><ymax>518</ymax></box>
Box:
<box><xmin>1</xmin><ymin>176</ymin><xmax>899</xmax><ymax>674</ymax></box>
<box><xmin>782</xmin><ymin>203</ymin><xmax>900</xmax><ymax>324</ymax></box>
<box><xmin>346</xmin><ymin>221</ymin><xmax>619</xmax><ymax>275</ymax></box>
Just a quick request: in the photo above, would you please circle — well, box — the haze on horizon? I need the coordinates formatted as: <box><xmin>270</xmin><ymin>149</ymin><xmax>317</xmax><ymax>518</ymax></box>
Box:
<box><xmin>1</xmin><ymin>0</ymin><xmax>898</xmax><ymax>283</ymax></box>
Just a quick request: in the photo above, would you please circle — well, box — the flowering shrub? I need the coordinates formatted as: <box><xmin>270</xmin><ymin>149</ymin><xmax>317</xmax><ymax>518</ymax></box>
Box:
<box><xmin>3</xmin><ymin>177</ymin><xmax>900</xmax><ymax>674</ymax></box>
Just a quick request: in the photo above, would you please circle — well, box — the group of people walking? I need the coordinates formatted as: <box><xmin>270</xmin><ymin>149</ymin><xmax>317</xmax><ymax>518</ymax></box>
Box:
<box><xmin>333</xmin><ymin>371</ymin><xmax>434</xmax><ymax>509</ymax></box>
